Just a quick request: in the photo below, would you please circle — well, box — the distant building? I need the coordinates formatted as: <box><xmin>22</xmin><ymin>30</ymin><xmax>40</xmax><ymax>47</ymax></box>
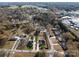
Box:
<box><xmin>61</xmin><ymin>16</ymin><xmax>79</xmax><ymax>29</ymax></box>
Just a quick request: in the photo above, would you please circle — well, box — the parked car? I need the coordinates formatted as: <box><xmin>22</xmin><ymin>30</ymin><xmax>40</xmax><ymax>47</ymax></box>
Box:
<box><xmin>61</xmin><ymin>41</ymin><xmax>68</xmax><ymax>50</ymax></box>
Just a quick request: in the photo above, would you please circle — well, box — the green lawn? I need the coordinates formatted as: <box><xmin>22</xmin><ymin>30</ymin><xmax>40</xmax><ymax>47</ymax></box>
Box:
<box><xmin>35</xmin><ymin>36</ymin><xmax>39</xmax><ymax>42</ymax></box>
<box><xmin>18</xmin><ymin>46</ymin><xmax>33</xmax><ymax>50</ymax></box>
<box><xmin>40</xmin><ymin>44</ymin><xmax>45</xmax><ymax>49</ymax></box>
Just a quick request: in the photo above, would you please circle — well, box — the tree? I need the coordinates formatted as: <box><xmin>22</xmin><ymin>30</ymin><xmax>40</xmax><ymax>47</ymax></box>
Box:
<box><xmin>23</xmin><ymin>23</ymin><xmax>35</xmax><ymax>34</ymax></box>
<box><xmin>58</xmin><ymin>21</ymin><xmax>68</xmax><ymax>32</ymax></box>
<box><xmin>0</xmin><ymin>35</ymin><xmax>7</xmax><ymax>47</ymax></box>
<box><xmin>0</xmin><ymin>50</ymin><xmax>5</xmax><ymax>57</ymax></box>
<box><xmin>63</xmin><ymin>32</ymin><xmax>75</xmax><ymax>41</ymax></box>
<box><xmin>18</xmin><ymin>39</ymin><xmax>27</xmax><ymax>49</ymax></box>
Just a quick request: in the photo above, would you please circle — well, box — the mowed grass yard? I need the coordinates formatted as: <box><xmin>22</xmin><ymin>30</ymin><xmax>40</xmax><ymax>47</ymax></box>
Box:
<box><xmin>14</xmin><ymin>52</ymin><xmax>35</xmax><ymax>57</ymax></box>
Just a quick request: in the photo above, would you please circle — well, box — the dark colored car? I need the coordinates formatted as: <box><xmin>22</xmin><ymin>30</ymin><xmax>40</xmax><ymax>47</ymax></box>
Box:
<box><xmin>61</xmin><ymin>41</ymin><xmax>68</xmax><ymax>50</ymax></box>
<box><xmin>27</xmin><ymin>41</ymin><xmax>33</xmax><ymax>48</ymax></box>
